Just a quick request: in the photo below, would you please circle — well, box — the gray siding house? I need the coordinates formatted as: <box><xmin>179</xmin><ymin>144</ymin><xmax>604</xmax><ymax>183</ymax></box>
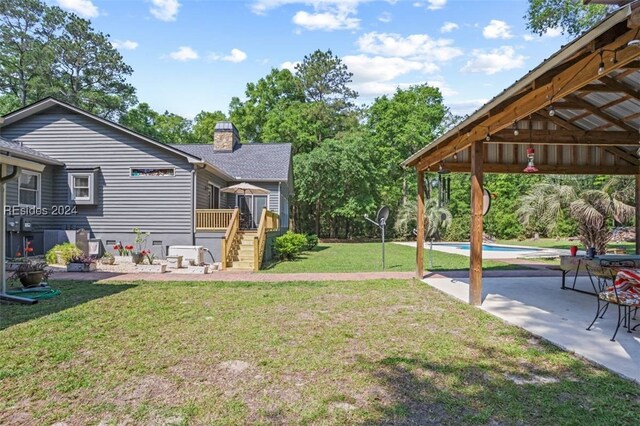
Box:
<box><xmin>0</xmin><ymin>98</ymin><xmax>292</xmax><ymax>267</ymax></box>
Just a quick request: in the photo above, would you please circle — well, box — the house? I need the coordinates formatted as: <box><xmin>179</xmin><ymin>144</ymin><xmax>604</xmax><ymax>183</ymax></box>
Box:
<box><xmin>0</xmin><ymin>98</ymin><xmax>293</xmax><ymax>270</ymax></box>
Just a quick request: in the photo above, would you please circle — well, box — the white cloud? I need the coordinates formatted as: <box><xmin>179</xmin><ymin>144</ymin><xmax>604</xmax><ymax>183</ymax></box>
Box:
<box><xmin>112</xmin><ymin>40</ymin><xmax>139</xmax><ymax>50</ymax></box>
<box><xmin>427</xmin><ymin>0</ymin><xmax>446</xmax><ymax>10</ymax></box>
<box><xmin>482</xmin><ymin>20</ymin><xmax>513</xmax><ymax>39</ymax></box>
<box><xmin>168</xmin><ymin>46</ymin><xmax>198</xmax><ymax>61</ymax></box>
<box><xmin>378</xmin><ymin>12</ymin><xmax>392</xmax><ymax>23</ymax></box>
<box><xmin>56</xmin><ymin>0</ymin><xmax>99</xmax><ymax>18</ymax></box>
<box><xmin>223</xmin><ymin>48</ymin><xmax>248</xmax><ymax>63</ymax></box>
<box><xmin>292</xmin><ymin>10</ymin><xmax>359</xmax><ymax>31</ymax></box>
<box><xmin>447</xmin><ymin>98</ymin><xmax>489</xmax><ymax>115</ymax></box>
<box><xmin>149</xmin><ymin>0</ymin><xmax>181</xmax><ymax>22</ymax></box>
<box><xmin>279</xmin><ymin>61</ymin><xmax>300</xmax><ymax>72</ymax></box>
<box><xmin>461</xmin><ymin>46</ymin><xmax>526</xmax><ymax>75</ymax></box>
<box><xmin>440</xmin><ymin>22</ymin><xmax>458</xmax><ymax>33</ymax></box>
<box><xmin>356</xmin><ymin>32</ymin><xmax>463</xmax><ymax>62</ymax></box>
<box><xmin>524</xmin><ymin>27</ymin><xmax>563</xmax><ymax>41</ymax></box>
<box><xmin>343</xmin><ymin>55</ymin><xmax>437</xmax><ymax>83</ymax></box>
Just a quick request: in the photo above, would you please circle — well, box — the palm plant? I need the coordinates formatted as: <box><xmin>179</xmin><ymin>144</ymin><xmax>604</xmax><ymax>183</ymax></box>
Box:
<box><xmin>395</xmin><ymin>198</ymin><xmax>452</xmax><ymax>241</ymax></box>
<box><xmin>517</xmin><ymin>178</ymin><xmax>634</xmax><ymax>254</ymax></box>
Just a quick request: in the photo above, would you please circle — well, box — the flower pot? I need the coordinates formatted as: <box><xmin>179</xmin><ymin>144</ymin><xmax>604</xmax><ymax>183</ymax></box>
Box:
<box><xmin>569</xmin><ymin>246</ymin><xmax>578</xmax><ymax>257</ymax></box>
<box><xmin>131</xmin><ymin>252</ymin><xmax>145</xmax><ymax>265</ymax></box>
<box><xmin>100</xmin><ymin>256</ymin><xmax>115</xmax><ymax>265</ymax></box>
<box><xmin>135</xmin><ymin>264</ymin><xmax>167</xmax><ymax>273</ymax></box>
<box><xmin>67</xmin><ymin>263</ymin><xmax>97</xmax><ymax>272</ymax></box>
<box><xmin>19</xmin><ymin>271</ymin><xmax>44</xmax><ymax>288</ymax></box>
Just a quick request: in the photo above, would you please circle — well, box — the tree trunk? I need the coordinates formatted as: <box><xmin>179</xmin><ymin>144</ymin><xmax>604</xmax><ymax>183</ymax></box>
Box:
<box><xmin>402</xmin><ymin>174</ymin><xmax>407</xmax><ymax>206</ymax></box>
<box><xmin>315</xmin><ymin>200</ymin><xmax>321</xmax><ymax>236</ymax></box>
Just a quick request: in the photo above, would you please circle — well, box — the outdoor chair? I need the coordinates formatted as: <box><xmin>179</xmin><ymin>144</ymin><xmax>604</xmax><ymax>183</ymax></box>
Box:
<box><xmin>586</xmin><ymin>260</ymin><xmax>640</xmax><ymax>341</ymax></box>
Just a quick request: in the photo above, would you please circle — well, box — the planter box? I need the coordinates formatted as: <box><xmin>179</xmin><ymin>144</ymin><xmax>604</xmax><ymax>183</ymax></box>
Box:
<box><xmin>67</xmin><ymin>262</ymin><xmax>97</xmax><ymax>272</ymax></box>
<box><xmin>135</xmin><ymin>264</ymin><xmax>167</xmax><ymax>273</ymax></box>
<box><xmin>184</xmin><ymin>265</ymin><xmax>209</xmax><ymax>274</ymax></box>
<box><xmin>112</xmin><ymin>255</ymin><xmax>131</xmax><ymax>264</ymax></box>
<box><xmin>166</xmin><ymin>255</ymin><xmax>183</xmax><ymax>269</ymax></box>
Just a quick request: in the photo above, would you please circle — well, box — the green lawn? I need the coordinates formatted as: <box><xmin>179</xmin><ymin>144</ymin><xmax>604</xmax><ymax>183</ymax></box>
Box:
<box><xmin>1</xmin><ymin>279</ymin><xmax>638</xmax><ymax>425</ymax></box>
<box><xmin>264</xmin><ymin>242</ymin><xmax>520</xmax><ymax>273</ymax></box>
<box><xmin>497</xmin><ymin>238</ymin><xmax>636</xmax><ymax>253</ymax></box>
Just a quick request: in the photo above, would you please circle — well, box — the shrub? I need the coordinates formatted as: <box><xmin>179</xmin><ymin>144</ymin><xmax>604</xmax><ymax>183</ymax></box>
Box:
<box><xmin>274</xmin><ymin>231</ymin><xmax>308</xmax><ymax>261</ymax></box>
<box><xmin>68</xmin><ymin>254</ymin><xmax>96</xmax><ymax>265</ymax></box>
<box><xmin>45</xmin><ymin>243</ymin><xmax>82</xmax><ymax>265</ymax></box>
<box><xmin>305</xmin><ymin>234</ymin><xmax>319</xmax><ymax>251</ymax></box>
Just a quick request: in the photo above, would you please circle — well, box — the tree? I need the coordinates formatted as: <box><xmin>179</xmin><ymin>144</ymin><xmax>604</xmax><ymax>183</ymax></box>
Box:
<box><xmin>119</xmin><ymin>103</ymin><xmax>195</xmax><ymax>144</ymax></box>
<box><xmin>229</xmin><ymin>68</ymin><xmax>304</xmax><ymax>142</ymax></box>
<box><xmin>394</xmin><ymin>198</ymin><xmax>452</xmax><ymax>241</ymax></box>
<box><xmin>525</xmin><ymin>0</ymin><xmax>612</xmax><ymax>37</ymax></box>
<box><xmin>192</xmin><ymin>110</ymin><xmax>226</xmax><ymax>143</ymax></box>
<box><xmin>367</xmin><ymin>84</ymin><xmax>450</xmax><ymax>207</ymax></box>
<box><xmin>517</xmin><ymin>177</ymin><xmax>634</xmax><ymax>252</ymax></box>
<box><xmin>0</xmin><ymin>0</ymin><xmax>136</xmax><ymax>118</ymax></box>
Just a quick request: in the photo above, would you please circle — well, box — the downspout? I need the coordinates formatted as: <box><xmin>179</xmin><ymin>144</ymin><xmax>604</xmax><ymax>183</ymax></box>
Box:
<box><xmin>191</xmin><ymin>168</ymin><xmax>197</xmax><ymax>244</ymax></box>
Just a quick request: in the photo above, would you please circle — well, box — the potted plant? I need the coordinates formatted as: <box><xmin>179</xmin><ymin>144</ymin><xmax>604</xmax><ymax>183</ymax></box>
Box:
<box><xmin>100</xmin><ymin>252</ymin><xmax>115</xmax><ymax>265</ymax></box>
<box><xmin>130</xmin><ymin>227</ymin><xmax>150</xmax><ymax>265</ymax></box>
<box><xmin>10</xmin><ymin>261</ymin><xmax>52</xmax><ymax>288</ymax></box>
<box><xmin>67</xmin><ymin>255</ymin><xmax>97</xmax><ymax>272</ymax></box>
<box><xmin>112</xmin><ymin>242</ymin><xmax>133</xmax><ymax>263</ymax></box>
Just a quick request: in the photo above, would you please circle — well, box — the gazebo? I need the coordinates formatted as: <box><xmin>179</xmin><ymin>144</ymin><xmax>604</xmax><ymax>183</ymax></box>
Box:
<box><xmin>403</xmin><ymin>2</ymin><xmax>640</xmax><ymax>305</ymax></box>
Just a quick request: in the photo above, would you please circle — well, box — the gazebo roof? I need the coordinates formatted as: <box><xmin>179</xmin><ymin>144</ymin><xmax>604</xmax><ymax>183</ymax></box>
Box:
<box><xmin>403</xmin><ymin>1</ymin><xmax>640</xmax><ymax>175</ymax></box>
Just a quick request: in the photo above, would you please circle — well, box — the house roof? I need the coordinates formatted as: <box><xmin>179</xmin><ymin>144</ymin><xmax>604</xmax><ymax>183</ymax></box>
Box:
<box><xmin>171</xmin><ymin>143</ymin><xmax>292</xmax><ymax>182</ymax></box>
<box><xmin>0</xmin><ymin>135</ymin><xmax>64</xmax><ymax>166</ymax></box>
<box><xmin>1</xmin><ymin>97</ymin><xmax>203</xmax><ymax>164</ymax></box>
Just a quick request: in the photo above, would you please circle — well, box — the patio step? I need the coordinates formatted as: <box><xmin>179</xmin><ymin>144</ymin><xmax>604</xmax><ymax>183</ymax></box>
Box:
<box><xmin>229</xmin><ymin>260</ymin><xmax>254</xmax><ymax>269</ymax></box>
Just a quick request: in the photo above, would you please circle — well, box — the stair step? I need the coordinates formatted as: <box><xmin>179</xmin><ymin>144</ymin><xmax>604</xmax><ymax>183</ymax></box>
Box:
<box><xmin>231</xmin><ymin>261</ymin><xmax>254</xmax><ymax>269</ymax></box>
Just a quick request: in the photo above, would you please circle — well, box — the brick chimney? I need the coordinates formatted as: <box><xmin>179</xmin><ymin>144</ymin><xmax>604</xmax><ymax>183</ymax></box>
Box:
<box><xmin>213</xmin><ymin>122</ymin><xmax>240</xmax><ymax>152</ymax></box>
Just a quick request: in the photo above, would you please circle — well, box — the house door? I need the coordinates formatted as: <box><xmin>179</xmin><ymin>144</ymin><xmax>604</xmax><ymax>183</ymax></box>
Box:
<box><xmin>208</xmin><ymin>184</ymin><xmax>220</xmax><ymax>209</ymax></box>
<box><xmin>237</xmin><ymin>195</ymin><xmax>252</xmax><ymax>229</ymax></box>
<box><xmin>253</xmin><ymin>195</ymin><xmax>268</xmax><ymax>228</ymax></box>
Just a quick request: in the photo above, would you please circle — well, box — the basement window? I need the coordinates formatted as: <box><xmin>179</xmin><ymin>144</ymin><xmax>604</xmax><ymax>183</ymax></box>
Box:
<box><xmin>130</xmin><ymin>168</ymin><xmax>175</xmax><ymax>177</ymax></box>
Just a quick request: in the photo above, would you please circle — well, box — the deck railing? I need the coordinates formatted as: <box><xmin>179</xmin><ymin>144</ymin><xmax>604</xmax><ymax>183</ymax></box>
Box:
<box><xmin>196</xmin><ymin>209</ymin><xmax>235</xmax><ymax>230</ymax></box>
<box><xmin>221</xmin><ymin>208</ymin><xmax>240</xmax><ymax>270</ymax></box>
<box><xmin>253</xmin><ymin>208</ymin><xmax>280</xmax><ymax>271</ymax></box>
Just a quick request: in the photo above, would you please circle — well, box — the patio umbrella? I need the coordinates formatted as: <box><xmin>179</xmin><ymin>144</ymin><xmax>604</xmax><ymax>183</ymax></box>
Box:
<box><xmin>220</xmin><ymin>182</ymin><xmax>269</xmax><ymax>196</ymax></box>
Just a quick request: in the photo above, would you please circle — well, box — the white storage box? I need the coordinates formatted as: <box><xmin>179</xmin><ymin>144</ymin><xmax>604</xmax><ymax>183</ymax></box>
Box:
<box><xmin>168</xmin><ymin>246</ymin><xmax>205</xmax><ymax>265</ymax></box>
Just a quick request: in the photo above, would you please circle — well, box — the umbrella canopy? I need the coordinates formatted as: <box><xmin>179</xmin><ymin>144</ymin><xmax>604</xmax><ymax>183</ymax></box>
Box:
<box><xmin>220</xmin><ymin>182</ymin><xmax>270</xmax><ymax>195</ymax></box>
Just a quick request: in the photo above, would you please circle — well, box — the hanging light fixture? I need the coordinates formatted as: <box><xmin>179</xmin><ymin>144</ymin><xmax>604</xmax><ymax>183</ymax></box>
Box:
<box><xmin>453</xmin><ymin>153</ymin><xmax>458</xmax><ymax>161</ymax></box>
<box><xmin>597</xmin><ymin>50</ymin><xmax>605</xmax><ymax>75</ymax></box>
<box><xmin>548</xmin><ymin>105</ymin><xmax>555</xmax><ymax>117</ymax></box>
<box><xmin>523</xmin><ymin>117</ymin><xmax>538</xmax><ymax>173</ymax></box>
<box><xmin>513</xmin><ymin>121</ymin><xmax>519</xmax><ymax>136</ymax></box>
<box><xmin>438</xmin><ymin>161</ymin><xmax>450</xmax><ymax>174</ymax></box>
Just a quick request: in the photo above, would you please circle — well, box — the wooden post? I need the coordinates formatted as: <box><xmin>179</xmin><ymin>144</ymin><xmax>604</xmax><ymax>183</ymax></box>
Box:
<box><xmin>636</xmin><ymin>174</ymin><xmax>640</xmax><ymax>255</ymax></box>
<box><xmin>470</xmin><ymin>141</ymin><xmax>484</xmax><ymax>306</ymax></box>
<box><xmin>416</xmin><ymin>170</ymin><xmax>425</xmax><ymax>279</ymax></box>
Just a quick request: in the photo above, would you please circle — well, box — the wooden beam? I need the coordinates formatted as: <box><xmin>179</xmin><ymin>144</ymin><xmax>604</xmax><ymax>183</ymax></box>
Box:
<box><xmin>565</xmin><ymin>95</ymin><xmax>637</xmax><ymax>132</ymax></box>
<box><xmin>416</xmin><ymin>171</ymin><xmax>425</xmax><ymax>279</ymax></box>
<box><xmin>637</xmin><ymin>174</ymin><xmax>640</xmax><ymax>255</ymax></box>
<box><xmin>599</xmin><ymin>76</ymin><xmax>640</xmax><ymax>99</ymax></box>
<box><xmin>603</xmin><ymin>146</ymin><xmax>640</xmax><ymax>166</ymax></box>
<box><xmin>412</xmin><ymin>28</ymin><xmax>640</xmax><ymax>170</ymax></box>
<box><xmin>535</xmin><ymin>111</ymin><xmax>583</xmax><ymax>131</ymax></box>
<box><xmin>470</xmin><ymin>141</ymin><xmax>483</xmax><ymax>306</ymax></box>
<box><xmin>442</xmin><ymin>162</ymin><xmax>640</xmax><ymax>175</ymax></box>
<box><xmin>488</xmin><ymin>129</ymin><xmax>639</xmax><ymax>145</ymax></box>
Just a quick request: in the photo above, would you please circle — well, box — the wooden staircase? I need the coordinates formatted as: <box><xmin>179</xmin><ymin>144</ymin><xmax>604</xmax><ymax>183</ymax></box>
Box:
<box><xmin>226</xmin><ymin>231</ymin><xmax>257</xmax><ymax>270</ymax></box>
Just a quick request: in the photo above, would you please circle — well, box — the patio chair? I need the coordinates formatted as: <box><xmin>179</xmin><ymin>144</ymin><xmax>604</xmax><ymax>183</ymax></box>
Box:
<box><xmin>586</xmin><ymin>260</ymin><xmax>640</xmax><ymax>341</ymax></box>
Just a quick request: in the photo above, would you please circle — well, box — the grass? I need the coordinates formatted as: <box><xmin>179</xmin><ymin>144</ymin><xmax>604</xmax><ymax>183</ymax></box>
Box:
<box><xmin>497</xmin><ymin>238</ymin><xmax>635</xmax><ymax>253</ymax></box>
<box><xmin>264</xmin><ymin>242</ymin><xmax>521</xmax><ymax>273</ymax></box>
<box><xmin>1</xmin><ymin>279</ymin><xmax>638</xmax><ymax>425</ymax></box>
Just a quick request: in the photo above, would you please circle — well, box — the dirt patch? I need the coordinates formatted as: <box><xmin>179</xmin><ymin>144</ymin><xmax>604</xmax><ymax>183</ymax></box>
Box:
<box><xmin>218</xmin><ymin>360</ymin><xmax>251</xmax><ymax>375</ymax></box>
<box><xmin>504</xmin><ymin>373</ymin><xmax>560</xmax><ymax>385</ymax></box>
<box><xmin>112</xmin><ymin>375</ymin><xmax>179</xmax><ymax>407</ymax></box>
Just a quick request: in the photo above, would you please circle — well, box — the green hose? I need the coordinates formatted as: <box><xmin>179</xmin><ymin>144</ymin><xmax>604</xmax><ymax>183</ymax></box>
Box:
<box><xmin>6</xmin><ymin>288</ymin><xmax>61</xmax><ymax>300</ymax></box>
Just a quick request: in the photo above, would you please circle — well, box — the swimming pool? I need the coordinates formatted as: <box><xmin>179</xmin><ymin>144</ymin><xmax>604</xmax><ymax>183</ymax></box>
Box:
<box><xmin>436</xmin><ymin>243</ymin><xmax>541</xmax><ymax>252</ymax></box>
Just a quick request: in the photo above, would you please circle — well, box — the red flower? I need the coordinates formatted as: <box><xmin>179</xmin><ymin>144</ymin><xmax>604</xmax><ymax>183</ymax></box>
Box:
<box><xmin>16</xmin><ymin>252</ymin><xmax>21</xmax><ymax>257</ymax></box>
<box><xmin>113</xmin><ymin>244</ymin><xmax>120</xmax><ymax>250</ymax></box>
<box><xmin>125</xmin><ymin>245</ymin><xmax>134</xmax><ymax>250</ymax></box>
<box><xmin>26</xmin><ymin>247</ymin><xmax>34</xmax><ymax>253</ymax></box>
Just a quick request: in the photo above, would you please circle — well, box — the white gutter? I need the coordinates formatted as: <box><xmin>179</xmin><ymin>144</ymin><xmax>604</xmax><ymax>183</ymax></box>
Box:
<box><xmin>402</xmin><ymin>3</ymin><xmax>635</xmax><ymax>167</ymax></box>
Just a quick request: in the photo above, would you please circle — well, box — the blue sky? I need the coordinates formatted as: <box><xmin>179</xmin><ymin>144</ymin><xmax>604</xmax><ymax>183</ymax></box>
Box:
<box><xmin>52</xmin><ymin>0</ymin><xmax>570</xmax><ymax>119</ymax></box>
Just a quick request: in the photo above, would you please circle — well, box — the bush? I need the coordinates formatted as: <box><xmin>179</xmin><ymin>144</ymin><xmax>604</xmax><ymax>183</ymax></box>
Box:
<box><xmin>305</xmin><ymin>234</ymin><xmax>319</xmax><ymax>251</ymax></box>
<box><xmin>45</xmin><ymin>243</ymin><xmax>82</xmax><ymax>265</ymax></box>
<box><xmin>274</xmin><ymin>231</ymin><xmax>308</xmax><ymax>260</ymax></box>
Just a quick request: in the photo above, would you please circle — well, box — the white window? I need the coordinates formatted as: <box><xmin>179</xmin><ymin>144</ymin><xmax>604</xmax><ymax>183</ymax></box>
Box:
<box><xmin>68</xmin><ymin>170</ymin><xmax>97</xmax><ymax>205</ymax></box>
<box><xmin>18</xmin><ymin>171</ymin><xmax>40</xmax><ymax>207</ymax></box>
<box><xmin>72</xmin><ymin>174</ymin><xmax>91</xmax><ymax>200</ymax></box>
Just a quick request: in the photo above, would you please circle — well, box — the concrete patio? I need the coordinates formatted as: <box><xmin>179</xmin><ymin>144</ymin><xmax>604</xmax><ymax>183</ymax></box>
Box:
<box><xmin>423</xmin><ymin>274</ymin><xmax>640</xmax><ymax>383</ymax></box>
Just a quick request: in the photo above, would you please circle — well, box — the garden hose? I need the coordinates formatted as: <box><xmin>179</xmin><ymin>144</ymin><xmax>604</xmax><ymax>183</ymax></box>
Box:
<box><xmin>6</xmin><ymin>288</ymin><xmax>61</xmax><ymax>300</ymax></box>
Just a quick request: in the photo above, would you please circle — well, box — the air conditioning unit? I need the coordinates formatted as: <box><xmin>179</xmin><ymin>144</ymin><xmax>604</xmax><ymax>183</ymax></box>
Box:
<box><xmin>168</xmin><ymin>246</ymin><xmax>205</xmax><ymax>265</ymax></box>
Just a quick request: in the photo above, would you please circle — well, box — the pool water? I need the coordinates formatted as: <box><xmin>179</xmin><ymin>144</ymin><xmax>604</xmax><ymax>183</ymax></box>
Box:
<box><xmin>438</xmin><ymin>243</ymin><xmax>540</xmax><ymax>252</ymax></box>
